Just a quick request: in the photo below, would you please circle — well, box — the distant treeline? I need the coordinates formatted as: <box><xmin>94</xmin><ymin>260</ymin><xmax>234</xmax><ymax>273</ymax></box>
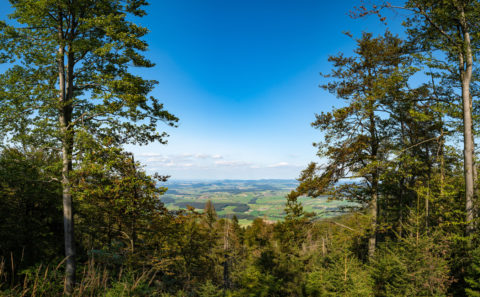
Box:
<box><xmin>218</xmin><ymin>213</ymin><xmax>256</xmax><ymax>220</ymax></box>
<box><xmin>174</xmin><ymin>201</ymin><xmax>250</xmax><ymax>213</ymax></box>
<box><xmin>203</xmin><ymin>188</ymin><xmax>274</xmax><ymax>194</ymax></box>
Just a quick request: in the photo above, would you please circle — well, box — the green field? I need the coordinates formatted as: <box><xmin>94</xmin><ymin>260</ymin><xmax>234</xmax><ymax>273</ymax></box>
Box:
<box><xmin>161</xmin><ymin>180</ymin><xmax>349</xmax><ymax>225</ymax></box>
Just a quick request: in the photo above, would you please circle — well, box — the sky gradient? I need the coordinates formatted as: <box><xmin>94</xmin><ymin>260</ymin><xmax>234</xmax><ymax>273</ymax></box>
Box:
<box><xmin>0</xmin><ymin>0</ymin><xmax>406</xmax><ymax>180</ymax></box>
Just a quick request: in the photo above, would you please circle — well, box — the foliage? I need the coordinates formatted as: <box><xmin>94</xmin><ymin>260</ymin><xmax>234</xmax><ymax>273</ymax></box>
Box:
<box><xmin>304</xmin><ymin>255</ymin><xmax>373</xmax><ymax>297</ymax></box>
<box><xmin>466</xmin><ymin>243</ymin><xmax>480</xmax><ymax>297</ymax></box>
<box><xmin>1</xmin><ymin>0</ymin><xmax>480</xmax><ymax>296</ymax></box>
<box><xmin>0</xmin><ymin>147</ymin><xmax>63</xmax><ymax>269</ymax></box>
<box><xmin>371</xmin><ymin>230</ymin><xmax>451</xmax><ymax>296</ymax></box>
<box><xmin>196</xmin><ymin>280</ymin><xmax>224</xmax><ymax>297</ymax></box>
<box><xmin>0</xmin><ymin>0</ymin><xmax>178</xmax><ymax>291</ymax></box>
<box><xmin>232</xmin><ymin>266</ymin><xmax>281</xmax><ymax>297</ymax></box>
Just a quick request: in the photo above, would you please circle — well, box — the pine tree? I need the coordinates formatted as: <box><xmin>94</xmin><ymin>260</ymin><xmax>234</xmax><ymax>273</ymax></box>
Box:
<box><xmin>204</xmin><ymin>200</ymin><xmax>217</xmax><ymax>229</ymax></box>
<box><xmin>294</xmin><ymin>32</ymin><xmax>411</xmax><ymax>258</ymax></box>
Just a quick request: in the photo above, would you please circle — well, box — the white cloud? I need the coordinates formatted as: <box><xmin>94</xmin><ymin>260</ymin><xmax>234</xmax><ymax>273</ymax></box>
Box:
<box><xmin>137</xmin><ymin>153</ymin><xmax>163</xmax><ymax>157</ymax></box>
<box><xmin>161</xmin><ymin>161</ymin><xmax>197</xmax><ymax>168</ymax></box>
<box><xmin>214</xmin><ymin>160</ymin><xmax>251</xmax><ymax>167</ymax></box>
<box><xmin>145</xmin><ymin>156</ymin><xmax>169</xmax><ymax>163</ymax></box>
<box><xmin>193</xmin><ymin>153</ymin><xmax>224</xmax><ymax>159</ymax></box>
<box><xmin>137</xmin><ymin>153</ymin><xmax>226</xmax><ymax>163</ymax></box>
<box><xmin>163</xmin><ymin>161</ymin><xmax>176</xmax><ymax>167</ymax></box>
<box><xmin>134</xmin><ymin>151</ymin><xmax>304</xmax><ymax>179</ymax></box>
<box><xmin>267</xmin><ymin>162</ymin><xmax>290</xmax><ymax>168</ymax></box>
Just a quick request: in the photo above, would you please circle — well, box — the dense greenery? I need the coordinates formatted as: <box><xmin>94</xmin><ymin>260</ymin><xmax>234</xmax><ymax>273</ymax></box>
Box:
<box><xmin>0</xmin><ymin>0</ymin><xmax>178</xmax><ymax>292</ymax></box>
<box><xmin>0</xmin><ymin>0</ymin><xmax>480</xmax><ymax>296</ymax></box>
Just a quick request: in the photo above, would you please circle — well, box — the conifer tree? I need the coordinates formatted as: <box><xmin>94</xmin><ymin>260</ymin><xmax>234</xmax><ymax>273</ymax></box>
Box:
<box><xmin>293</xmin><ymin>32</ymin><xmax>411</xmax><ymax>258</ymax></box>
<box><xmin>204</xmin><ymin>200</ymin><xmax>217</xmax><ymax>229</ymax></box>
<box><xmin>355</xmin><ymin>0</ymin><xmax>480</xmax><ymax>235</ymax></box>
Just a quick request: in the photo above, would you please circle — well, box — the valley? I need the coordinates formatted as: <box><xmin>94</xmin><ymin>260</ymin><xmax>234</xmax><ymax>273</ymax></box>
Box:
<box><xmin>161</xmin><ymin>179</ymin><xmax>350</xmax><ymax>225</ymax></box>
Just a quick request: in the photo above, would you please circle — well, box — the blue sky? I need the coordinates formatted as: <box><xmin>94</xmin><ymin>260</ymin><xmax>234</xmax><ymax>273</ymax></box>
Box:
<box><xmin>0</xmin><ymin>1</ymin><xmax>406</xmax><ymax>180</ymax></box>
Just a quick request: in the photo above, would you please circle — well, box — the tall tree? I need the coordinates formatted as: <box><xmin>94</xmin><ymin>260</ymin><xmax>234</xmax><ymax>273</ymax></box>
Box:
<box><xmin>354</xmin><ymin>0</ymin><xmax>480</xmax><ymax>234</ymax></box>
<box><xmin>292</xmin><ymin>32</ymin><xmax>411</xmax><ymax>258</ymax></box>
<box><xmin>0</xmin><ymin>1</ymin><xmax>177</xmax><ymax>293</ymax></box>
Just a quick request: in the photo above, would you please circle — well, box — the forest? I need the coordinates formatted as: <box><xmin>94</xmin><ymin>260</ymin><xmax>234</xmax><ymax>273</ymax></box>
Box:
<box><xmin>0</xmin><ymin>0</ymin><xmax>480</xmax><ymax>296</ymax></box>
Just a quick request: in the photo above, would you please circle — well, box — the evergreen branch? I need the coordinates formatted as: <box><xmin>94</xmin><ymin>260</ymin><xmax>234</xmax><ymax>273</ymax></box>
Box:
<box><xmin>387</xmin><ymin>4</ymin><xmax>456</xmax><ymax>45</ymax></box>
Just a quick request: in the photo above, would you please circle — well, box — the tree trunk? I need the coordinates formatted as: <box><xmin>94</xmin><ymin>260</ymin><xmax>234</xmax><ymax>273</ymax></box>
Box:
<box><xmin>223</xmin><ymin>254</ymin><xmax>230</xmax><ymax>290</ymax></box>
<box><xmin>368</xmin><ymin>108</ymin><xmax>378</xmax><ymax>259</ymax></box>
<box><xmin>368</xmin><ymin>181</ymin><xmax>378</xmax><ymax>259</ymax></box>
<box><xmin>426</xmin><ymin>145</ymin><xmax>431</xmax><ymax>232</ymax></box>
<box><xmin>459</xmin><ymin>10</ymin><xmax>475</xmax><ymax>234</ymax></box>
<box><xmin>62</xmin><ymin>138</ymin><xmax>75</xmax><ymax>294</ymax></box>
<box><xmin>58</xmin><ymin>16</ymin><xmax>75</xmax><ymax>294</ymax></box>
<box><xmin>440</xmin><ymin>129</ymin><xmax>445</xmax><ymax>198</ymax></box>
<box><xmin>223</xmin><ymin>220</ymin><xmax>231</xmax><ymax>290</ymax></box>
<box><xmin>131</xmin><ymin>156</ymin><xmax>138</xmax><ymax>253</ymax></box>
